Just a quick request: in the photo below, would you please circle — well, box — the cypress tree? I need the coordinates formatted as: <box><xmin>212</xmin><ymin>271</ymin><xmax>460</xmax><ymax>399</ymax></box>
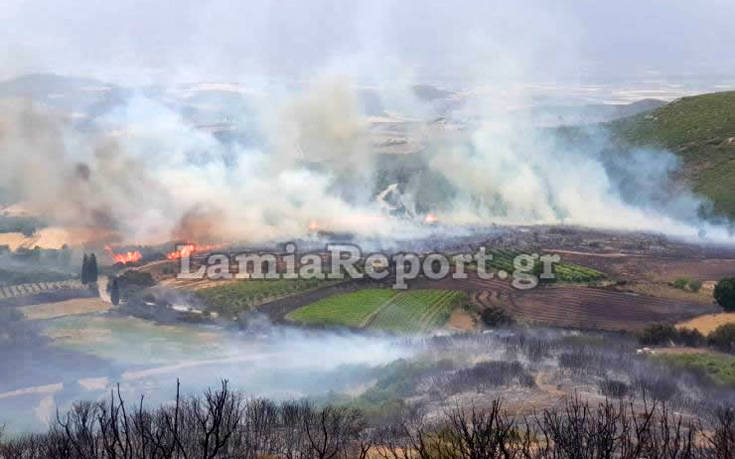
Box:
<box><xmin>110</xmin><ymin>278</ymin><xmax>120</xmax><ymax>305</ymax></box>
<box><xmin>81</xmin><ymin>254</ymin><xmax>89</xmax><ymax>284</ymax></box>
<box><xmin>89</xmin><ymin>253</ymin><xmax>99</xmax><ymax>283</ymax></box>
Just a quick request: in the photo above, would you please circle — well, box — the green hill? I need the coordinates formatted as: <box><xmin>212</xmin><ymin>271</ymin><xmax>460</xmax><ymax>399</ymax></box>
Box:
<box><xmin>609</xmin><ymin>92</ymin><xmax>735</xmax><ymax>219</ymax></box>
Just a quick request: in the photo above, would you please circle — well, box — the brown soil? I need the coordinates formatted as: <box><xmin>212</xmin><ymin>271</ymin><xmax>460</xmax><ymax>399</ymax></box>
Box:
<box><xmin>447</xmin><ymin>309</ymin><xmax>476</xmax><ymax>332</ymax></box>
<box><xmin>677</xmin><ymin>313</ymin><xmax>735</xmax><ymax>335</ymax></box>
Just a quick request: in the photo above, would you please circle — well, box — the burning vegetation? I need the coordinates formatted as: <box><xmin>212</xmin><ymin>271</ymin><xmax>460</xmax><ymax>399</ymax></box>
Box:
<box><xmin>166</xmin><ymin>243</ymin><xmax>221</xmax><ymax>260</ymax></box>
<box><xmin>104</xmin><ymin>245</ymin><xmax>142</xmax><ymax>264</ymax></box>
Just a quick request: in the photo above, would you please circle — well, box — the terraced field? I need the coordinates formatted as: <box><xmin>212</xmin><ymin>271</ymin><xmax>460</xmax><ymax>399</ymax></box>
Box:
<box><xmin>0</xmin><ymin>280</ymin><xmax>83</xmax><ymax>301</ymax></box>
<box><xmin>476</xmin><ymin>286</ymin><xmax>718</xmax><ymax>331</ymax></box>
<box><xmin>286</xmin><ymin>289</ymin><xmax>463</xmax><ymax>333</ymax></box>
<box><xmin>195</xmin><ymin>278</ymin><xmax>338</xmax><ymax>317</ymax></box>
<box><xmin>476</xmin><ymin>248</ymin><xmax>607</xmax><ymax>283</ymax></box>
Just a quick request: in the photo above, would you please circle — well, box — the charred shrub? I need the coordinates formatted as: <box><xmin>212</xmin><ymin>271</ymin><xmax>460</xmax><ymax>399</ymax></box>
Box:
<box><xmin>558</xmin><ymin>349</ymin><xmax>594</xmax><ymax>372</ymax></box>
<box><xmin>480</xmin><ymin>306</ymin><xmax>514</xmax><ymax>327</ymax></box>
<box><xmin>598</xmin><ymin>378</ymin><xmax>629</xmax><ymax>398</ymax></box>
<box><xmin>448</xmin><ymin>360</ymin><xmax>534</xmax><ymax>393</ymax></box>
<box><xmin>520</xmin><ymin>337</ymin><xmax>549</xmax><ymax>362</ymax></box>
<box><xmin>634</xmin><ymin>375</ymin><xmax>678</xmax><ymax>401</ymax></box>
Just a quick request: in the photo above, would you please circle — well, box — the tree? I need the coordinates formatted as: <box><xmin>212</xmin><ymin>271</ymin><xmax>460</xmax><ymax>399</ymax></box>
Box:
<box><xmin>708</xmin><ymin>323</ymin><xmax>735</xmax><ymax>353</ymax></box>
<box><xmin>88</xmin><ymin>254</ymin><xmax>98</xmax><ymax>283</ymax></box>
<box><xmin>110</xmin><ymin>278</ymin><xmax>120</xmax><ymax>306</ymax></box>
<box><xmin>715</xmin><ymin>278</ymin><xmax>735</xmax><ymax>311</ymax></box>
<box><xmin>81</xmin><ymin>254</ymin><xmax>89</xmax><ymax>284</ymax></box>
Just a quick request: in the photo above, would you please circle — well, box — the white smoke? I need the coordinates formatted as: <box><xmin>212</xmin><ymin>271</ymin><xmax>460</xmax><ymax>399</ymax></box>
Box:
<box><xmin>0</xmin><ymin>75</ymin><xmax>732</xmax><ymax>247</ymax></box>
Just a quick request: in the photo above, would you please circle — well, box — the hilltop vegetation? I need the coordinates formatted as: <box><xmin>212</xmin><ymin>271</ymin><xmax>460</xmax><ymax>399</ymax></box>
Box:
<box><xmin>610</xmin><ymin>91</ymin><xmax>735</xmax><ymax>219</ymax></box>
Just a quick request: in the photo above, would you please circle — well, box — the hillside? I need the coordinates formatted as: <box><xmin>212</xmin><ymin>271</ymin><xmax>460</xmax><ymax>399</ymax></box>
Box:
<box><xmin>610</xmin><ymin>92</ymin><xmax>735</xmax><ymax>219</ymax></box>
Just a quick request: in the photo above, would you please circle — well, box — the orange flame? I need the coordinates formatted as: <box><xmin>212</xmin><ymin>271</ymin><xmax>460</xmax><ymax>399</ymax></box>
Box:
<box><xmin>105</xmin><ymin>246</ymin><xmax>142</xmax><ymax>264</ymax></box>
<box><xmin>166</xmin><ymin>243</ymin><xmax>220</xmax><ymax>260</ymax></box>
<box><xmin>424</xmin><ymin>213</ymin><xmax>438</xmax><ymax>224</ymax></box>
<box><xmin>308</xmin><ymin>220</ymin><xmax>319</xmax><ymax>232</ymax></box>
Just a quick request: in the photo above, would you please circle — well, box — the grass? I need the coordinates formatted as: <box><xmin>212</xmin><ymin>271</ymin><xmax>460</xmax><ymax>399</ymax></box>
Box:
<box><xmin>286</xmin><ymin>288</ymin><xmax>464</xmax><ymax>333</ymax></box>
<box><xmin>610</xmin><ymin>91</ymin><xmax>735</xmax><ymax>219</ymax></box>
<box><xmin>656</xmin><ymin>351</ymin><xmax>735</xmax><ymax>389</ymax></box>
<box><xmin>195</xmin><ymin>278</ymin><xmax>335</xmax><ymax>318</ymax></box>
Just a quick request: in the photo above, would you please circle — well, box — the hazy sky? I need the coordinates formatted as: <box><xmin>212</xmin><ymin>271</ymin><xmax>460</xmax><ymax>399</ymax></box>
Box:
<box><xmin>2</xmin><ymin>0</ymin><xmax>734</xmax><ymax>85</ymax></box>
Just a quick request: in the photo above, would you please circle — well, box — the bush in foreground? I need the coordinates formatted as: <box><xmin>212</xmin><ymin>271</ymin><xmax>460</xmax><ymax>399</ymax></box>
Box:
<box><xmin>3</xmin><ymin>382</ymin><xmax>735</xmax><ymax>458</ymax></box>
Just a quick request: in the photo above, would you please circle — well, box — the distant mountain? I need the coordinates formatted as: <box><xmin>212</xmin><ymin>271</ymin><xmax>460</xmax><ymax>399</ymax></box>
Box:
<box><xmin>0</xmin><ymin>73</ymin><xmax>130</xmax><ymax>125</ymax></box>
<box><xmin>412</xmin><ymin>84</ymin><xmax>454</xmax><ymax>102</ymax></box>
<box><xmin>610</xmin><ymin>91</ymin><xmax>735</xmax><ymax>220</ymax></box>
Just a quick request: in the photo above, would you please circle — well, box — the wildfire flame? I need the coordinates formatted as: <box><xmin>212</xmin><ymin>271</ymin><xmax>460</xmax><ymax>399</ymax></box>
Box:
<box><xmin>424</xmin><ymin>213</ymin><xmax>438</xmax><ymax>224</ymax></box>
<box><xmin>308</xmin><ymin>220</ymin><xmax>319</xmax><ymax>232</ymax></box>
<box><xmin>166</xmin><ymin>243</ymin><xmax>220</xmax><ymax>260</ymax></box>
<box><xmin>105</xmin><ymin>246</ymin><xmax>142</xmax><ymax>264</ymax></box>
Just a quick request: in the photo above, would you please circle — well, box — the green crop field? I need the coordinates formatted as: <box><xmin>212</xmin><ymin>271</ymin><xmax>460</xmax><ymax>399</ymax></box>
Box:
<box><xmin>286</xmin><ymin>288</ymin><xmax>464</xmax><ymax>333</ymax></box>
<box><xmin>286</xmin><ymin>289</ymin><xmax>397</xmax><ymax>327</ymax></box>
<box><xmin>478</xmin><ymin>248</ymin><xmax>606</xmax><ymax>283</ymax></box>
<box><xmin>368</xmin><ymin>289</ymin><xmax>464</xmax><ymax>333</ymax></box>
<box><xmin>196</xmin><ymin>278</ymin><xmax>336</xmax><ymax>317</ymax></box>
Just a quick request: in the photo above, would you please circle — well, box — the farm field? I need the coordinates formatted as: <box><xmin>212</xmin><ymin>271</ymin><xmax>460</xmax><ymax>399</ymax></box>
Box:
<box><xmin>286</xmin><ymin>289</ymin><xmax>396</xmax><ymax>328</ymax></box>
<box><xmin>476</xmin><ymin>248</ymin><xmax>606</xmax><ymax>283</ymax></box>
<box><xmin>677</xmin><ymin>313</ymin><xmax>735</xmax><ymax>335</ymax></box>
<box><xmin>286</xmin><ymin>289</ymin><xmax>464</xmax><ymax>333</ymax></box>
<box><xmin>484</xmin><ymin>286</ymin><xmax>717</xmax><ymax>331</ymax></box>
<box><xmin>19</xmin><ymin>297</ymin><xmax>111</xmax><ymax>320</ymax></box>
<box><xmin>195</xmin><ymin>278</ymin><xmax>338</xmax><ymax>317</ymax></box>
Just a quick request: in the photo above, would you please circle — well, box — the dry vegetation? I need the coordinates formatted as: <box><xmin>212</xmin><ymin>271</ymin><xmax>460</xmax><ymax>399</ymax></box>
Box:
<box><xmin>678</xmin><ymin>313</ymin><xmax>735</xmax><ymax>335</ymax></box>
<box><xmin>19</xmin><ymin>297</ymin><xmax>111</xmax><ymax>320</ymax></box>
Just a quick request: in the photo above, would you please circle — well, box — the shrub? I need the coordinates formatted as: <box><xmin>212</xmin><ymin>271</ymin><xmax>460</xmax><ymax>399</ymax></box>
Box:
<box><xmin>673</xmin><ymin>277</ymin><xmax>690</xmax><ymax>290</ymax></box>
<box><xmin>715</xmin><ymin>278</ymin><xmax>735</xmax><ymax>311</ymax></box>
<box><xmin>599</xmin><ymin>378</ymin><xmax>629</xmax><ymax>398</ymax></box>
<box><xmin>689</xmin><ymin>279</ymin><xmax>703</xmax><ymax>292</ymax></box>
<box><xmin>117</xmin><ymin>270</ymin><xmax>156</xmax><ymax>288</ymax></box>
<box><xmin>677</xmin><ymin>327</ymin><xmax>705</xmax><ymax>347</ymax></box>
<box><xmin>708</xmin><ymin>323</ymin><xmax>735</xmax><ymax>353</ymax></box>
<box><xmin>638</xmin><ymin>324</ymin><xmax>678</xmax><ymax>346</ymax></box>
<box><xmin>634</xmin><ymin>376</ymin><xmax>678</xmax><ymax>401</ymax></box>
<box><xmin>558</xmin><ymin>350</ymin><xmax>593</xmax><ymax>371</ymax></box>
<box><xmin>480</xmin><ymin>306</ymin><xmax>514</xmax><ymax>327</ymax></box>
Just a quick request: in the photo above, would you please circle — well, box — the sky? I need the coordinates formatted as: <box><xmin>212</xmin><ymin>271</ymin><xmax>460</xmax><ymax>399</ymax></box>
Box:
<box><xmin>2</xmin><ymin>0</ymin><xmax>735</xmax><ymax>86</ymax></box>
